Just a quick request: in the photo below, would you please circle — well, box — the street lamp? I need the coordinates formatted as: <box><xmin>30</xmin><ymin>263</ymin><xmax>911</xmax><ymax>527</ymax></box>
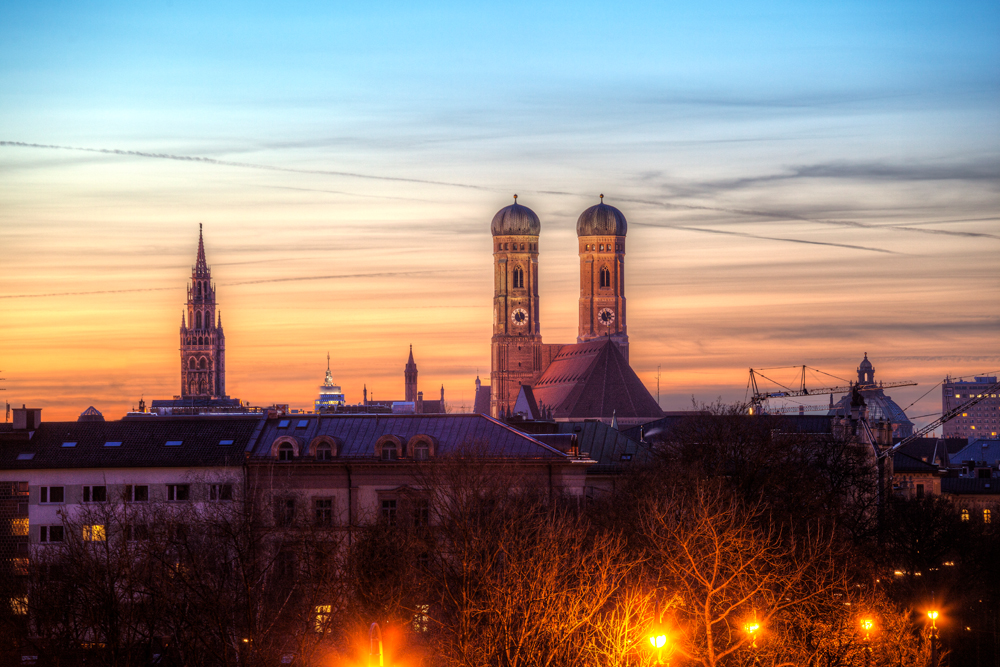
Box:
<box><xmin>648</xmin><ymin>631</ymin><xmax>668</xmax><ymax>665</ymax></box>
<box><xmin>860</xmin><ymin>618</ymin><xmax>875</xmax><ymax>667</ymax></box>
<box><xmin>927</xmin><ymin>610</ymin><xmax>940</xmax><ymax>667</ymax></box>
<box><xmin>744</xmin><ymin>621</ymin><xmax>760</xmax><ymax>649</ymax></box>
<box><xmin>369</xmin><ymin>622</ymin><xmax>384</xmax><ymax>667</ymax></box>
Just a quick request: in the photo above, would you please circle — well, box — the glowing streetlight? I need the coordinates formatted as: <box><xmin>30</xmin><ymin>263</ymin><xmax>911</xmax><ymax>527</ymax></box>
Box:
<box><xmin>927</xmin><ymin>610</ymin><xmax>939</xmax><ymax>629</ymax></box>
<box><xmin>744</xmin><ymin>621</ymin><xmax>761</xmax><ymax>649</ymax></box>
<box><xmin>369</xmin><ymin>622</ymin><xmax>384</xmax><ymax>667</ymax></box>
<box><xmin>860</xmin><ymin>618</ymin><xmax>874</xmax><ymax>641</ymax></box>
<box><xmin>648</xmin><ymin>632</ymin><xmax>668</xmax><ymax>665</ymax></box>
<box><xmin>927</xmin><ymin>610</ymin><xmax>940</xmax><ymax>667</ymax></box>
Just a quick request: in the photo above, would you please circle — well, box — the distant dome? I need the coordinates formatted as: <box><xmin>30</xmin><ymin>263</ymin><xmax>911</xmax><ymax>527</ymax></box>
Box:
<box><xmin>491</xmin><ymin>199</ymin><xmax>540</xmax><ymax>236</ymax></box>
<box><xmin>577</xmin><ymin>198</ymin><xmax>627</xmax><ymax>237</ymax></box>
<box><xmin>78</xmin><ymin>406</ymin><xmax>105</xmax><ymax>422</ymax></box>
<box><xmin>829</xmin><ymin>388</ymin><xmax>914</xmax><ymax>439</ymax></box>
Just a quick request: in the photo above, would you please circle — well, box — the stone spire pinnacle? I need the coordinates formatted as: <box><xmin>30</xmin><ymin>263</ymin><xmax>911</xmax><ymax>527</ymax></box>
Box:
<box><xmin>194</xmin><ymin>223</ymin><xmax>209</xmax><ymax>276</ymax></box>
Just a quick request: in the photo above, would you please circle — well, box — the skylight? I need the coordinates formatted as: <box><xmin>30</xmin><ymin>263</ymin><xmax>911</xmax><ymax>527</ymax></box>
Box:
<box><xmin>16</xmin><ymin>452</ymin><xmax>35</xmax><ymax>460</ymax></box>
<box><xmin>105</xmin><ymin>441</ymin><xmax>122</xmax><ymax>447</ymax></box>
<box><xmin>296</xmin><ymin>420</ymin><xmax>309</xmax><ymax>428</ymax></box>
<box><xmin>164</xmin><ymin>440</ymin><xmax>182</xmax><ymax>447</ymax></box>
<box><xmin>278</xmin><ymin>420</ymin><xmax>290</xmax><ymax>428</ymax></box>
<box><xmin>62</xmin><ymin>442</ymin><xmax>77</xmax><ymax>448</ymax></box>
<box><xmin>219</xmin><ymin>439</ymin><xmax>234</xmax><ymax>445</ymax></box>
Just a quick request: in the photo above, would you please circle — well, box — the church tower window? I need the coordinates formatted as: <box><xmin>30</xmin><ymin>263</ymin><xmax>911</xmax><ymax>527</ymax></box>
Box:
<box><xmin>599</xmin><ymin>266</ymin><xmax>611</xmax><ymax>288</ymax></box>
<box><xmin>513</xmin><ymin>267</ymin><xmax>524</xmax><ymax>289</ymax></box>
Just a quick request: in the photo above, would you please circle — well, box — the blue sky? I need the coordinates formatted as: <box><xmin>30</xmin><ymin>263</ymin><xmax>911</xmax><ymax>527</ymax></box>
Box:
<box><xmin>1</xmin><ymin>0</ymin><xmax>998</xmax><ymax>422</ymax></box>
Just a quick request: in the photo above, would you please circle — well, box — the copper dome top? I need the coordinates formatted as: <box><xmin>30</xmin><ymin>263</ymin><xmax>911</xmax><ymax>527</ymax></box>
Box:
<box><xmin>577</xmin><ymin>197</ymin><xmax>627</xmax><ymax>237</ymax></box>
<box><xmin>491</xmin><ymin>198</ymin><xmax>541</xmax><ymax>236</ymax></box>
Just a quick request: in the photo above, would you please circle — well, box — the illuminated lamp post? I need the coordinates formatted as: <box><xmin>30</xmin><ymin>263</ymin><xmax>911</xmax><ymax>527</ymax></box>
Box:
<box><xmin>648</xmin><ymin>632</ymin><xmax>668</xmax><ymax>666</ymax></box>
<box><xmin>369</xmin><ymin>622</ymin><xmax>384</xmax><ymax>667</ymax></box>
<box><xmin>927</xmin><ymin>610</ymin><xmax>939</xmax><ymax>667</ymax></box>
<box><xmin>744</xmin><ymin>619</ymin><xmax>761</xmax><ymax>664</ymax></box>
<box><xmin>860</xmin><ymin>618</ymin><xmax>874</xmax><ymax>666</ymax></box>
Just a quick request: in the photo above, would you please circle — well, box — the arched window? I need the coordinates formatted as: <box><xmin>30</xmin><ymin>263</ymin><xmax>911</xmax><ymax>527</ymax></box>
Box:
<box><xmin>278</xmin><ymin>443</ymin><xmax>294</xmax><ymax>461</ymax></box>
<box><xmin>986</xmin><ymin>509</ymin><xmax>992</xmax><ymax>524</ymax></box>
<box><xmin>413</xmin><ymin>442</ymin><xmax>430</xmax><ymax>460</ymax></box>
<box><xmin>316</xmin><ymin>444</ymin><xmax>332</xmax><ymax>461</ymax></box>
<box><xmin>520</xmin><ymin>243</ymin><xmax>525</xmax><ymax>250</ymax></box>
<box><xmin>381</xmin><ymin>444</ymin><xmax>398</xmax><ymax>460</ymax></box>
<box><xmin>200</xmin><ymin>358</ymin><xmax>208</xmax><ymax>370</ymax></box>
<box><xmin>512</xmin><ymin>267</ymin><xmax>524</xmax><ymax>289</ymax></box>
<box><xmin>195</xmin><ymin>311</ymin><xmax>202</xmax><ymax>329</ymax></box>
<box><xmin>599</xmin><ymin>266</ymin><xmax>611</xmax><ymax>288</ymax></box>
<box><xmin>188</xmin><ymin>358</ymin><xmax>196</xmax><ymax>370</ymax></box>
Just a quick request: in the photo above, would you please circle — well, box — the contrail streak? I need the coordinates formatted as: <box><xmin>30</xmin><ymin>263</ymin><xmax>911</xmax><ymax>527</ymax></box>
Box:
<box><xmin>0</xmin><ymin>140</ymin><xmax>491</xmax><ymax>191</ymax></box>
<box><xmin>0</xmin><ymin>270</ymin><xmax>455</xmax><ymax>300</ymax></box>
<box><xmin>634</xmin><ymin>222</ymin><xmax>900</xmax><ymax>254</ymax></box>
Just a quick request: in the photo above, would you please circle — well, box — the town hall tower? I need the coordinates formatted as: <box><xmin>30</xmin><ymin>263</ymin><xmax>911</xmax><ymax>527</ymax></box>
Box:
<box><xmin>179</xmin><ymin>225</ymin><xmax>227</xmax><ymax>398</ymax></box>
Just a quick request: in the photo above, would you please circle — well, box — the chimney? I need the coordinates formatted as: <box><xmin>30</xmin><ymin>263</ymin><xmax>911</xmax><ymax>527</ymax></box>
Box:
<box><xmin>416</xmin><ymin>391</ymin><xmax>424</xmax><ymax>415</ymax></box>
<box><xmin>13</xmin><ymin>405</ymin><xmax>42</xmax><ymax>431</ymax></box>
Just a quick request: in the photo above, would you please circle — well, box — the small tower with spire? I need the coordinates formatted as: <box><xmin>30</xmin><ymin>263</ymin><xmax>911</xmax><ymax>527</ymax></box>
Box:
<box><xmin>178</xmin><ymin>224</ymin><xmax>227</xmax><ymax>398</ymax></box>
<box><xmin>405</xmin><ymin>345</ymin><xmax>418</xmax><ymax>403</ymax></box>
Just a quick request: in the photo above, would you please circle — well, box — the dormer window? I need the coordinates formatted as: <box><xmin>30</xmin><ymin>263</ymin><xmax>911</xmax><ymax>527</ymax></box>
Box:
<box><xmin>316</xmin><ymin>444</ymin><xmax>333</xmax><ymax>461</ymax></box>
<box><xmin>278</xmin><ymin>443</ymin><xmax>294</xmax><ymax>461</ymax></box>
<box><xmin>381</xmin><ymin>444</ymin><xmax>398</xmax><ymax>461</ymax></box>
<box><xmin>413</xmin><ymin>442</ymin><xmax>430</xmax><ymax>460</ymax></box>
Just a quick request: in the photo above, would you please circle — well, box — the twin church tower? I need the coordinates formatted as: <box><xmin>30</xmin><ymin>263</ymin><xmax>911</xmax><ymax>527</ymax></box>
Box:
<box><xmin>490</xmin><ymin>196</ymin><xmax>659</xmax><ymax>422</ymax></box>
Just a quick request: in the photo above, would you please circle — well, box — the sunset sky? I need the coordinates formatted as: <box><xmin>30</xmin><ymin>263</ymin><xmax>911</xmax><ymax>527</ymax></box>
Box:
<box><xmin>2</xmin><ymin>1</ymin><xmax>998</xmax><ymax>427</ymax></box>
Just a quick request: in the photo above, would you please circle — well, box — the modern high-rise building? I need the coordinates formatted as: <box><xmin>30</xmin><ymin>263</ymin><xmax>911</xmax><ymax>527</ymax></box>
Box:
<box><xmin>943</xmin><ymin>376</ymin><xmax>1000</xmax><ymax>440</ymax></box>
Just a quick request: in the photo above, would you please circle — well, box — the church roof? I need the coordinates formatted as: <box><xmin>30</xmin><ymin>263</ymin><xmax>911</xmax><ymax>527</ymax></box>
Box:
<box><xmin>491</xmin><ymin>199</ymin><xmax>541</xmax><ymax>236</ymax></box>
<box><xmin>577</xmin><ymin>197</ymin><xmax>627</xmax><ymax>237</ymax></box>
<box><xmin>828</xmin><ymin>387</ymin><xmax>913</xmax><ymax>426</ymax></box>
<box><xmin>531</xmin><ymin>338</ymin><xmax>663</xmax><ymax>421</ymax></box>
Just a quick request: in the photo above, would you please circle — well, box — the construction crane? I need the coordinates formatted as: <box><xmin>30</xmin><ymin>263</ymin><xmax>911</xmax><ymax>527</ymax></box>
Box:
<box><xmin>747</xmin><ymin>365</ymin><xmax>916</xmax><ymax>414</ymax></box>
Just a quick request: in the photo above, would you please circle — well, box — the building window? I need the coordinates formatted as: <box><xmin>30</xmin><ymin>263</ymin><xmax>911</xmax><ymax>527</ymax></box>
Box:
<box><xmin>126</xmin><ymin>485</ymin><xmax>149</xmax><ymax>502</ymax></box>
<box><xmin>381</xmin><ymin>444</ymin><xmax>398</xmax><ymax>461</ymax></box>
<box><xmin>125</xmin><ymin>524</ymin><xmax>149</xmax><ymax>542</ymax></box>
<box><xmin>278</xmin><ymin>443</ymin><xmax>294</xmax><ymax>461</ymax></box>
<box><xmin>381</xmin><ymin>499</ymin><xmax>398</xmax><ymax>525</ymax></box>
<box><xmin>40</xmin><ymin>525</ymin><xmax>64</xmax><ymax>543</ymax></box>
<box><xmin>315</xmin><ymin>605</ymin><xmax>332</xmax><ymax>633</ymax></box>
<box><xmin>315</xmin><ymin>498</ymin><xmax>333</xmax><ymax>527</ymax></box>
<box><xmin>512</xmin><ymin>267</ymin><xmax>524</xmax><ymax>289</ymax></box>
<box><xmin>210</xmin><ymin>484</ymin><xmax>233</xmax><ymax>501</ymax></box>
<box><xmin>985</xmin><ymin>509</ymin><xmax>992</xmax><ymax>524</ymax></box>
<box><xmin>40</xmin><ymin>487</ymin><xmax>64</xmax><ymax>504</ymax></box>
<box><xmin>962</xmin><ymin>509</ymin><xmax>970</xmax><ymax>522</ymax></box>
<box><xmin>275</xmin><ymin>498</ymin><xmax>295</xmax><ymax>527</ymax></box>
<box><xmin>83</xmin><ymin>486</ymin><xmax>107</xmax><ymax>503</ymax></box>
<box><xmin>166</xmin><ymin>484</ymin><xmax>190</xmax><ymax>502</ymax></box>
<box><xmin>83</xmin><ymin>525</ymin><xmax>106</xmax><ymax>542</ymax></box>
<box><xmin>599</xmin><ymin>266</ymin><xmax>611</xmax><ymax>288</ymax></box>
<box><xmin>413</xmin><ymin>442</ymin><xmax>430</xmax><ymax>460</ymax></box>
<box><xmin>413</xmin><ymin>498</ymin><xmax>430</xmax><ymax>528</ymax></box>
<box><xmin>316</xmin><ymin>444</ymin><xmax>333</xmax><ymax>461</ymax></box>
<box><xmin>916</xmin><ymin>484</ymin><xmax>924</xmax><ymax>499</ymax></box>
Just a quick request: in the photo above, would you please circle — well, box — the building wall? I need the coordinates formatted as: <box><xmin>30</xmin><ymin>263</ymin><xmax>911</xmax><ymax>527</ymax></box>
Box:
<box><xmin>943</xmin><ymin>377</ymin><xmax>1000</xmax><ymax>440</ymax></box>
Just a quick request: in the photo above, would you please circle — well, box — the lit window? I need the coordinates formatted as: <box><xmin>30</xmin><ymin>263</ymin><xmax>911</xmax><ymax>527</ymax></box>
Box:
<box><xmin>985</xmin><ymin>509</ymin><xmax>992</xmax><ymax>524</ymax></box>
<box><xmin>10</xmin><ymin>596</ymin><xmax>28</xmax><ymax>616</ymax></box>
<box><xmin>314</xmin><ymin>605</ymin><xmax>332</xmax><ymax>633</ymax></box>
<box><xmin>105</xmin><ymin>441</ymin><xmax>122</xmax><ymax>447</ymax></box>
<box><xmin>961</xmin><ymin>509</ymin><xmax>969</xmax><ymax>522</ymax></box>
<box><xmin>83</xmin><ymin>525</ymin><xmax>106</xmax><ymax>541</ymax></box>
<box><xmin>11</xmin><ymin>517</ymin><xmax>28</xmax><ymax>536</ymax></box>
<box><xmin>164</xmin><ymin>440</ymin><xmax>182</xmax><ymax>447</ymax></box>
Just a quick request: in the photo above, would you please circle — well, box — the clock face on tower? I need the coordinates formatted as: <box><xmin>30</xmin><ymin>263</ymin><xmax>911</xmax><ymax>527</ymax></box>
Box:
<box><xmin>511</xmin><ymin>308</ymin><xmax>528</xmax><ymax>326</ymax></box>
<box><xmin>598</xmin><ymin>308</ymin><xmax>615</xmax><ymax>325</ymax></box>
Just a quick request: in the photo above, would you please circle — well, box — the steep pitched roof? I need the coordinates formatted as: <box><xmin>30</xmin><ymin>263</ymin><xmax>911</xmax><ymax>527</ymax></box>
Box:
<box><xmin>473</xmin><ymin>384</ymin><xmax>491</xmax><ymax>415</ymax></box>
<box><xmin>531</xmin><ymin>338</ymin><xmax>663</xmax><ymax>421</ymax></box>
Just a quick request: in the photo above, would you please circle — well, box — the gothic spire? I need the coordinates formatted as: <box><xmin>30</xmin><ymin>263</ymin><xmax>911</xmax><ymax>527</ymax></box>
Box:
<box><xmin>194</xmin><ymin>223</ymin><xmax>209</xmax><ymax>276</ymax></box>
<box><xmin>407</xmin><ymin>344</ymin><xmax>415</xmax><ymax>368</ymax></box>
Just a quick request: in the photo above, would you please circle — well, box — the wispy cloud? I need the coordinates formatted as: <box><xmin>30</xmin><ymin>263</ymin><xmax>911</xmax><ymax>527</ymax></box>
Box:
<box><xmin>0</xmin><ymin>141</ymin><xmax>493</xmax><ymax>191</ymax></box>
<box><xmin>633</xmin><ymin>222</ymin><xmax>900</xmax><ymax>254</ymax></box>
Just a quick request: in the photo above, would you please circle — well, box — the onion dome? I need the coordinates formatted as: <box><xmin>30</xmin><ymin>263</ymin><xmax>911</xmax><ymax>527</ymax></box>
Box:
<box><xmin>577</xmin><ymin>195</ymin><xmax>627</xmax><ymax>237</ymax></box>
<box><xmin>491</xmin><ymin>195</ymin><xmax>540</xmax><ymax>236</ymax></box>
